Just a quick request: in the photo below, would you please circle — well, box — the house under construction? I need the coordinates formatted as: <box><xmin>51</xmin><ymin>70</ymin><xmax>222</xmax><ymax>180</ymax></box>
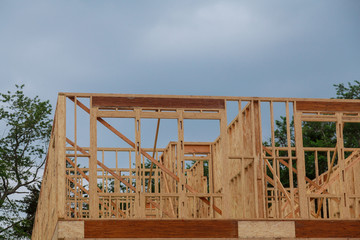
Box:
<box><xmin>32</xmin><ymin>93</ymin><xmax>360</xmax><ymax>239</ymax></box>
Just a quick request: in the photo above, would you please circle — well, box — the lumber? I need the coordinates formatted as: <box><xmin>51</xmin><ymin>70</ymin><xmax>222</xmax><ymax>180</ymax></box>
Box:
<box><xmin>92</xmin><ymin>96</ymin><xmax>226</xmax><ymax>109</ymax></box>
<box><xmin>32</xmin><ymin>93</ymin><xmax>360</xmax><ymax>240</ymax></box>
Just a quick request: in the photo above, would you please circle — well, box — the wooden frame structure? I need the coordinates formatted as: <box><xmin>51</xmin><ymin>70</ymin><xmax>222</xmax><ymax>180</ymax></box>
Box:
<box><xmin>32</xmin><ymin>93</ymin><xmax>360</xmax><ymax>239</ymax></box>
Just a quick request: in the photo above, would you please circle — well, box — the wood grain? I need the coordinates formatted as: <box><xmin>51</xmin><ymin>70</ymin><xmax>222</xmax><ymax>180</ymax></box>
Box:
<box><xmin>295</xmin><ymin>220</ymin><xmax>360</xmax><ymax>238</ymax></box>
<box><xmin>184</xmin><ymin>144</ymin><xmax>210</xmax><ymax>154</ymax></box>
<box><xmin>84</xmin><ymin>220</ymin><xmax>238</xmax><ymax>238</ymax></box>
<box><xmin>92</xmin><ymin>96</ymin><xmax>225</xmax><ymax>109</ymax></box>
<box><xmin>296</xmin><ymin>101</ymin><xmax>360</xmax><ymax>112</ymax></box>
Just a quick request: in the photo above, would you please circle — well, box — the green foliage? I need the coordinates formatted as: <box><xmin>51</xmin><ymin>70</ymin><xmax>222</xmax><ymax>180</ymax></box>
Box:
<box><xmin>143</xmin><ymin>160</ymin><xmax>160</xmax><ymax>193</ymax></box>
<box><xmin>274</xmin><ymin>116</ymin><xmax>295</xmax><ymax>147</ymax></box>
<box><xmin>12</xmin><ymin>184</ymin><xmax>41</xmax><ymax>239</ymax></box>
<box><xmin>334</xmin><ymin>80</ymin><xmax>360</xmax><ymax>149</ymax></box>
<box><xmin>271</xmin><ymin>80</ymin><xmax>360</xmax><ymax>187</ymax></box>
<box><xmin>302</xmin><ymin>121</ymin><xmax>336</xmax><ymax>181</ymax></box>
<box><xmin>334</xmin><ymin>80</ymin><xmax>360</xmax><ymax>99</ymax></box>
<box><xmin>0</xmin><ymin>85</ymin><xmax>52</xmax><ymax>239</ymax></box>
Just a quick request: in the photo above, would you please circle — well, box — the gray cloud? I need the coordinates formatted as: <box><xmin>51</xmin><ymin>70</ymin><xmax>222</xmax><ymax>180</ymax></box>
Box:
<box><xmin>0</xmin><ymin>0</ymin><xmax>359</xmax><ymax>106</ymax></box>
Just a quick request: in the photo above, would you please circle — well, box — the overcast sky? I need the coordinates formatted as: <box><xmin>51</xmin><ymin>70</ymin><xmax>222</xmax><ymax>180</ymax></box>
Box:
<box><xmin>1</xmin><ymin>0</ymin><xmax>359</xmax><ymax>106</ymax></box>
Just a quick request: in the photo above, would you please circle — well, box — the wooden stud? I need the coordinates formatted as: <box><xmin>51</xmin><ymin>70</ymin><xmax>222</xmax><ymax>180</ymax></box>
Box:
<box><xmin>336</xmin><ymin>113</ymin><xmax>350</xmax><ymax>218</ymax></box>
<box><xmin>255</xmin><ymin>100</ymin><xmax>266</xmax><ymax>218</ymax></box>
<box><xmin>33</xmin><ymin>94</ymin><xmax>360</xmax><ymax>240</ymax></box>
<box><xmin>250</xmin><ymin>101</ymin><xmax>259</xmax><ymax>218</ymax></box>
<box><xmin>219</xmin><ymin>109</ymin><xmax>230</xmax><ymax>218</ymax></box>
<box><xmin>286</xmin><ymin>101</ymin><xmax>295</xmax><ymax>218</ymax></box>
<box><xmin>89</xmin><ymin>97</ymin><xmax>99</xmax><ymax>218</ymax></box>
<box><xmin>294</xmin><ymin>104</ymin><xmax>309</xmax><ymax>218</ymax></box>
<box><xmin>177</xmin><ymin>109</ymin><xmax>186</xmax><ymax>218</ymax></box>
<box><xmin>56</xmin><ymin>95</ymin><xmax>66</xmax><ymax>219</ymax></box>
<box><xmin>270</xmin><ymin>101</ymin><xmax>280</xmax><ymax>218</ymax></box>
<box><xmin>147</xmin><ymin>118</ymin><xmax>160</xmax><ymax>193</ymax></box>
<box><xmin>134</xmin><ymin>108</ymin><xmax>142</xmax><ymax>217</ymax></box>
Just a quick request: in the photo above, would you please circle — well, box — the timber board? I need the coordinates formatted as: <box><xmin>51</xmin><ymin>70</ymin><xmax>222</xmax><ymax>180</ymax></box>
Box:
<box><xmin>92</xmin><ymin>96</ymin><xmax>225</xmax><ymax>109</ymax></box>
<box><xmin>84</xmin><ymin>220</ymin><xmax>238</xmax><ymax>238</ymax></box>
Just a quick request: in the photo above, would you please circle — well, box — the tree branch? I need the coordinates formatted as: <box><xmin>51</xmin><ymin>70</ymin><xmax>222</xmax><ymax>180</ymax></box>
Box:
<box><xmin>0</xmin><ymin>214</ymin><xmax>34</xmax><ymax>235</ymax></box>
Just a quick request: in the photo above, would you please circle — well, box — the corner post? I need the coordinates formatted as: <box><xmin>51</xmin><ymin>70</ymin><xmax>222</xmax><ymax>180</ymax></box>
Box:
<box><xmin>56</xmin><ymin>94</ymin><xmax>66</xmax><ymax>219</ymax></box>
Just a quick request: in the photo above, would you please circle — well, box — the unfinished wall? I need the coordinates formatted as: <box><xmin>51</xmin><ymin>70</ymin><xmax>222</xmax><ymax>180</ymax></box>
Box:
<box><xmin>32</xmin><ymin>93</ymin><xmax>360</xmax><ymax>240</ymax></box>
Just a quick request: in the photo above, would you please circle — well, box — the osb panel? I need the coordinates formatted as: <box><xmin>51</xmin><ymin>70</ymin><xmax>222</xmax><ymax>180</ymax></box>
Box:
<box><xmin>238</xmin><ymin>220</ymin><xmax>295</xmax><ymax>238</ymax></box>
<box><xmin>58</xmin><ymin>220</ymin><xmax>84</xmax><ymax>239</ymax></box>
<box><xmin>84</xmin><ymin>220</ymin><xmax>238</xmax><ymax>238</ymax></box>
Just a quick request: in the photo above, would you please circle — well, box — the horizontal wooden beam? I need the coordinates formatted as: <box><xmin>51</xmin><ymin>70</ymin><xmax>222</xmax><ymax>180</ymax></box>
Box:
<box><xmin>66</xmin><ymin>138</ymin><xmax>136</xmax><ymax>191</ymax></box>
<box><xmin>97</xmin><ymin>110</ymin><xmax>221</xmax><ymax>119</ymax></box>
<box><xmin>295</xmin><ymin>220</ymin><xmax>360</xmax><ymax>238</ymax></box>
<box><xmin>84</xmin><ymin>220</ymin><xmax>238</xmax><ymax>238</ymax></box>
<box><xmin>297</xmin><ymin>101</ymin><xmax>360</xmax><ymax>112</ymax></box>
<box><xmin>301</xmin><ymin>115</ymin><xmax>360</xmax><ymax>122</ymax></box>
<box><xmin>79</xmin><ymin>219</ymin><xmax>360</xmax><ymax>238</ymax></box>
<box><xmin>92</xmin><ymin>96</ymin><xmax>225</xmax><ymax>109</ymax></box>
<box><xmin>184</xmin><ymin>144</ymin><xmax>210</xmax><ymax>154</ymax></box>
<box><xmin>70</xmin><ymin>98</ymin><xmax>223</xmax><ymax>215</ymax></box>
<box><xmin>62</xmin><ymin>92</ymin><xmax>360</xmax><ymax>103</ymax></box>
<box><xmin>300</xmin><ymin>115</ymin><xmax>337</xmax><ymax>122</ymax></box>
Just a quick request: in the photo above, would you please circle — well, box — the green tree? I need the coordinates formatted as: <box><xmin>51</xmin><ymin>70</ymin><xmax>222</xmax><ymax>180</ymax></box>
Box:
<box><xmin>12</xmin><ymin>184</ymin><xmax>41</xmax><ymax>238</ymax></box>
<box><xmin>272</xmin><ymin>117</ymin><xmax>337</xmax><ymax>186</ymax></box>
<box><xmin>272</xmin><ymin>80</ymin><xmax>360</xmax><ymax>187</ymax></box>
<box><xmin>334</xmin><ymin>80</ymin><xmax>360</xmax><ymax>99</ymax></box>
<box><xmin>0</xmin><ymin>85</ymin><xmax>52</xmax><ymax>239</ymax></box>
<box><xmin>334</xmin><ymin>80</ymin><xmax>360</xmax><ymax>149</ymax></box>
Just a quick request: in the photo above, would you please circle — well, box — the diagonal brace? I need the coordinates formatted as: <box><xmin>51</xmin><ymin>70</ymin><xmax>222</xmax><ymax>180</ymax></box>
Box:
<box><xmin>70</xmin><ymin>97</ymin><xmax>223</xmax><ymax>215</ymax></box>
